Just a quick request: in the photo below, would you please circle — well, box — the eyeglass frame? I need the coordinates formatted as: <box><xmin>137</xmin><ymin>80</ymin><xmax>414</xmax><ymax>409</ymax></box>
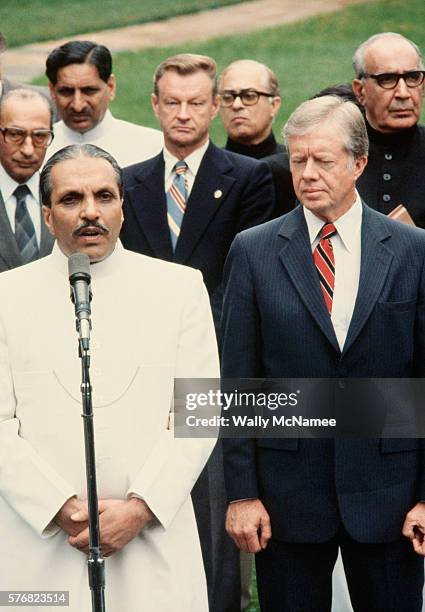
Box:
<box><xmin>359</xmin><ymin>70</ymin><xmax>425</xmax><ymax>90</ymax></box>
<box><xmin>220</xmin><ymin>88</ymin><xmax>276</xmax><ymax>107</ymax></box>
<box><xmin>0</xmin><ymin>126</ymin><xmax>55</xmax><ymax>148</ymax></box>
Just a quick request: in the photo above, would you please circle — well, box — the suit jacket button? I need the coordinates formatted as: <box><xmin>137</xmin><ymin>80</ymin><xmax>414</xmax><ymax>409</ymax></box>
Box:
<box><xmin>338</xmin><ymin>380</ymin><xmax>345</xmax><ymax>389</ymax></box>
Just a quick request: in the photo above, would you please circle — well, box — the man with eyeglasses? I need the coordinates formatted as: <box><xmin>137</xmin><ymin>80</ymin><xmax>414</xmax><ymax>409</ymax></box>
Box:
<box><xmin>352</xmin><ymin>32</ymin><xmax>425</xmax><ymax>227</ymax></box>
<box><xmin>220</xmin><ymin>60</ymin><xmax>296</xmax><ymax>217</ymax></box>
<box><xmin>0</xmin><ymin>88</ymin><xmax>54</xmax><ymax>272</ymax></box>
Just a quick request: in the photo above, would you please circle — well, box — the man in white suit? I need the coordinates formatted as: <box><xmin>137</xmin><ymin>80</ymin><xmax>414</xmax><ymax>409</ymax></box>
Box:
<box><xmin>0</xmin><ymin>143</ymin><xmax>219</xmax><ymax>611</ymax></box>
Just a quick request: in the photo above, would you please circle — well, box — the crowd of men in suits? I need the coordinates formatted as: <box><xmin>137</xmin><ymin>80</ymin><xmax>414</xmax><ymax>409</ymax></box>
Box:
<box><xmin>1</xmin><ymin>28</ymin><xmax>425</xmax><ymax>612</ymax></box>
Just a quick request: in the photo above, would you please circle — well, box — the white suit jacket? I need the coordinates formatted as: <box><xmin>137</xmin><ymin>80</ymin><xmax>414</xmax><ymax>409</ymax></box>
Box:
<box><xmin>0</xmin><ymin>242</ymin><xmax>218</xmax><ymax>611</ymax></box>
<box><xmin>47</xmin><ymin>110</ymin><xmax>163</xmax><ymax>167</ymax></box>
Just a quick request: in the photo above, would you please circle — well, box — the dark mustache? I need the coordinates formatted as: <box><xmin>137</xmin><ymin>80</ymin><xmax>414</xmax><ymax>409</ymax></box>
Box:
<box><xmin>73</xmin><ymin>221</ymin><xmax>110</xmax><ymax>236</ymax></box>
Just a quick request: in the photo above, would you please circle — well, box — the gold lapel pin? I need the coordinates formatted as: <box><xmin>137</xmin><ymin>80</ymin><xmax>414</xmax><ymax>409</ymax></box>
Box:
<box><xmin>214</xmin><ymin>189</ymin><xmax>222</xmax><ymax>199</ymax></box>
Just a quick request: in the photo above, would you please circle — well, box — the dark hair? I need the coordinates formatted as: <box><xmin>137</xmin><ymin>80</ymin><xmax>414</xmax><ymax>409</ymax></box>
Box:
<box><xmin>312</xmin><ymin>83</ymin><xmax>363</xmax><ymax>113</ymax></box>
<box><xmin>46</xmin><ymin>41</ymin><xmax>112</xmax><ymax>84</ymax></box>
<box><xmin>40</xmin><ymin>144</ymin><xmax>123</xmax><ymax>207</ymax></box>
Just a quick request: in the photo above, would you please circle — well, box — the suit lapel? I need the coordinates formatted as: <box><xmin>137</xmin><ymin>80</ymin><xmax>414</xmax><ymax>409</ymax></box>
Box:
<box><xmin>0</xmin><ymin>190</ymin><xmax>22</xmax><ymax>270</ymax></box>
<box><xmin>126</xmin><ymin>155</ymin><xmax>173</xmax><ymax>260</ymax></box>
<box><xmin>174</xmin><ymin>143</ymin><xmax>235</xmax><ymax>263</ymax></box>
<box><xmin>278</xmin><ymin>207</ymin><xmax>340</xmax><ymax>353</ymax></box>
<box><xmin>343</xmin><ymin>205</ymin><xmax>393</xmax><ymax>354</ymax></box>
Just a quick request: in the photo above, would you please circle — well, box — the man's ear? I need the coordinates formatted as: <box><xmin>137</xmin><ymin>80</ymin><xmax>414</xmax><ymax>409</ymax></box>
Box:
<box><xmin>42</xmin><ymin>205</ymin><xmax>56</xmax><ymax>236</ymax></box>
<box><xmin>48</xmin><ymin>81</ymin><xmax>57</xmax><ymax>102</ymax></box>
<box><xmin>151</xmin><ymin>93</ymin><xmax>160</xmax><ymax>119</ymax></box>
<box><xmin>210</xmin><ymin>94</ymin><xmax>221</xmax><ymax>120</ymax></box>
<box><xmin>352</xmin><ymin>79</ymin><xmax>365</xmax><ymax>106</ymax></box>
<box><xmin>270</xmin><ymin>96</ymin><xmax>281</xmax><ymax>120</ymax></box>
<box><xmin>107</xmin><ymin>74</ymin><xmax>116</xmax><ymax>102</ymax></box>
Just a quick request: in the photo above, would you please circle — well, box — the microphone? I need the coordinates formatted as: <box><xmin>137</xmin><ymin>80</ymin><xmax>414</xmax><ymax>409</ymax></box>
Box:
<box><xmin>68</xmin><ymin>253</ymin><xmax>92</xmax><ymax>350</ymax></box>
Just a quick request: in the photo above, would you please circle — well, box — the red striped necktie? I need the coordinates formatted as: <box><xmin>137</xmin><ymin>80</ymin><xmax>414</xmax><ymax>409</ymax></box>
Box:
<box><xmin>313</xmin><ymin>223</ymin><xmax>337</xmax><ymax>314</ymax></box>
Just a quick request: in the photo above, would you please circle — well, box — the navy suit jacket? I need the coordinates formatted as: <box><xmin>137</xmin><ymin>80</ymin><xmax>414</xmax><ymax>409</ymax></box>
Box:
<box><xmin>120</xmin><ymin>142</ymin><xmax>274</xmax><ymax>302</ymax></box>
<box><xmin>222</xmin><ymin>203</ymin><xmax>425</xmax><ymax>543</ymax></box>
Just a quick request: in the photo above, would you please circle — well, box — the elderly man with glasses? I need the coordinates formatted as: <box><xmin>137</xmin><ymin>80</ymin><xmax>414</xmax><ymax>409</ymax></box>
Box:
<box><xmin>352</xmin><ymin>32</ymin><xmax>425</xmax><ymax>227</ymax></box>
<box><xmin>0</xmin><ymin>88</ymin><xmax>54</xmax><ymax>272</ymax></box>
<box><xmin>219</xmin><ymin>60</ymin><xmax>295</xmax><ymax>217</ymax></box>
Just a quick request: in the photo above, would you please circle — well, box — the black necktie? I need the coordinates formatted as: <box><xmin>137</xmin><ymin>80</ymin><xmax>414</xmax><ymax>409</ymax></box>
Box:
<box><xmin>14</xmin><ymin>184</ymin><xmax>39</xmax><ymax>263</ymax></box>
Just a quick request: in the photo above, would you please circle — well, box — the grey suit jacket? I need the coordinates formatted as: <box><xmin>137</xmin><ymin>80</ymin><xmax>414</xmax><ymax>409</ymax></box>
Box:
<box><xmin>0</xmin><ymin>190</ymin><xmax>54</xmax><ymax>272</ymax></box>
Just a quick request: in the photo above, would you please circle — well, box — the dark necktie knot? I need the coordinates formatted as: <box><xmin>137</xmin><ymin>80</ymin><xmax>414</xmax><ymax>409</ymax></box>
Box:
<box><xmin>14</xmin><ymin>184</ymin><xmax>31</xmax><ymax>203</ymax></box>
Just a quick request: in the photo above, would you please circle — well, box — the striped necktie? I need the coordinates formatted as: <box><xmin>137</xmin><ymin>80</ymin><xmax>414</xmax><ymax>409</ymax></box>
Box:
<box><xmin>166</xmin><ymin>160</ymin><xmax>188</xmax><ymax>250</ymax></box>
<box><xmin>14</xmin><ymin>184</ymin><xmax>39</xmax><ymax>264</ymax></box>
<box><xmin>313</xmin><ymin>222</ymin><xmax>336</xmax><ymax>314</ymax></box>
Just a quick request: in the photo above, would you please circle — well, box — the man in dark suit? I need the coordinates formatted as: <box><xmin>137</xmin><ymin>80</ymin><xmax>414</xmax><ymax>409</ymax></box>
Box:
<box><xmin>121</xmin><ymin>53</ymin><xmax>274</xmax><ymax>327</ymax></box>
<box><xmin>352</xmin><ymin>32</ymin><xmax>425</xmax><ymax>227</ymax></box>
<box><xmin>219</xmin><ymin>59</ymin><xmax>295</xmax><ymax>217</ymax></box>
<box><xmin>120</xmin><ymin>54</ymin><xmax>274</xmax><ymax>612</ymax></box>
<box><xmin>0</xmin><ymin>88</ymin><xmax>54</xmax><ymax>272</ymax></box>
<box><xmin>222</xmin><ymin>95</ymin><xmax>425</xmax><ymax>611</ymax></box>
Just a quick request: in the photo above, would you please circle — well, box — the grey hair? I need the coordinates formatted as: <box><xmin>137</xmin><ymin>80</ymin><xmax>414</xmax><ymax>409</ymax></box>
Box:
<box><xmin>353</xmin><ymin>32</ymin><xmax>424</xmax><ymax>77</ymax></box>
<box><xmin>0</xmin><ymin>88</ymin><xmax>53</xmax><ymax>128</ymax></box>
<box><xmin>40</xmin><ymin>144</ymin><xmax>123</xmax><ymax>207</ymax></box>
<box><xmin>283</xmin><ymin>95</ymin><xmax>369</xmax><ymax>159</ymax></box>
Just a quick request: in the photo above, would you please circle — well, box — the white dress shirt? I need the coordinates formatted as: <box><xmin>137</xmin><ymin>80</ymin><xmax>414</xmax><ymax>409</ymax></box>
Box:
<box><xmin>48</xmin><ymin>110</ymin><xmax>163</xmax><ymax>168</ymax></box>
<box><xmin>163</xmin><ymin>139</ymin><xmax>210</xmax><ymax>195</ymax></box>
<box><xmin>0</xmin><ymin>164</ymin><xmax>41</xmax><ymax>247</ymax></box>
<box><xmin>304</xmin><ymin>193</ymin><xmax>363</xmax><ymax>351</ymax></box>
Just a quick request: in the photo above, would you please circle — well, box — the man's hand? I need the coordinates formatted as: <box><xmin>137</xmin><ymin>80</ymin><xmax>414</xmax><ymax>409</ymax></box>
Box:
<box><xmin>402</xmin><ymin>502</ymin><xmax>425</xmax><ymax>555</ymax></box>
<box><xmin>54</xmin><ymin>496</ymin><xmax>89</xmax><ymax>537</ymax></box>
<box><xmin>69</xmin><ymin>498</ymin><xmax>155</xmax><ymax>557</ymax></box>
<box><xmin>225</xmin><ymin>498</ymin><xmax>271</xmax><ymax>553</ymax></box>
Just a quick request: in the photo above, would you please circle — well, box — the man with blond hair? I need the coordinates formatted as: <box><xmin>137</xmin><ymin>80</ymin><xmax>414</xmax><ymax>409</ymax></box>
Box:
<box><xmin>222</xmin><ymin>95</ymin><xmax>425</xmax><ymax>611</ymax></box>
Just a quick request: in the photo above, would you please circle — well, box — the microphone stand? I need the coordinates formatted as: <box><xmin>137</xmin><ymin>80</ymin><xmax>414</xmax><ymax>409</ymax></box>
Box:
<box><xmin>71</xmin><ymin>285</ymin><xmax>106</xmax><ymax>612</ymax></box>
<box><xmin>79</xmin><ymin>341</ymin><xmax>106</xmax><ymax>612</ymax></box>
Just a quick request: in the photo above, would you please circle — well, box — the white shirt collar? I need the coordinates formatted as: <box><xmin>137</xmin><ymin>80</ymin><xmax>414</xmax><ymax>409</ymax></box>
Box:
<box><xmin>163</xmin><ymin>139</ymin><xmax>210</xmax><ymax>181</ymax></box>
<box><xmin>59</xmin><ymin>109</ymin><xmax>114</xmax><ymax>141</ymax></box>
<box><xmin>0</xmin><ymin>163</ymin><xmax>40</xmax><ymax>203</ymax></box>
<box><xmin>303</xmin><ymin>191</ymin><xmax>363</xmax><ymax>252</ymax></box>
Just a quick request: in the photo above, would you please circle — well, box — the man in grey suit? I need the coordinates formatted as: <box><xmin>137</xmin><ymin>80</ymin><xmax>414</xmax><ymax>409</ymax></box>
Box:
<box><xmin>0</xmin><ymin>88</ymin><xmax>55</xmax><ymax>272</ymax></box>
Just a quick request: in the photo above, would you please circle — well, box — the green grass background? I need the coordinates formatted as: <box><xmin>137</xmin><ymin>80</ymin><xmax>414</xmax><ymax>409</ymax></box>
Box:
<box><xmin>0</xmin><ymin>0</ymin><xmax>245</xmax><ymax>48</ymax></box>
<box><xmin>31</xmin><ymin>0</ymin><xmax>425</xmax><ymax>145</ymax></box>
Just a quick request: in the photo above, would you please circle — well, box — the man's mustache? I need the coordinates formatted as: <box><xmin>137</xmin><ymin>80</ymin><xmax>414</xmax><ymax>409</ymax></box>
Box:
<box><xmin>73</xmin><ymin>221</ymin><xmax>110</xmax><ymax>236</ymax></box>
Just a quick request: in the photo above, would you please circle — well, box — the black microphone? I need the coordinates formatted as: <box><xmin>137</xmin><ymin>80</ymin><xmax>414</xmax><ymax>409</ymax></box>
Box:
<box><xmin>68</xmin><ymin>253</ymin><xmax>92</xmax><ymax>350</ymax></box>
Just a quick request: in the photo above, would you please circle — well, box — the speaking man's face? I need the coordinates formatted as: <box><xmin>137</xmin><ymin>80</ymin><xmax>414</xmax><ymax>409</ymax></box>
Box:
<box><xmin>288</xmin><ymin>122</ymin><xmax>367</xmax><ymax>222</ymax></box>
<box><xmin>152</xmin><ymin>69</ymin><xmax>220</xmax><ymax>157</ymax></box>
<box><xmin>0</xmin><ymin>97</ymin><xmax>51</xmax><ymax>183</ymax></box>
<box><xmin>49</xmin><ymin>63</ymin><xmax>116</xmax><ymax>133</ymax></box>
<box><xmin>43</xmin><ymin>156</ymin><xmax>123</xmax><ymax>262</ymax></box>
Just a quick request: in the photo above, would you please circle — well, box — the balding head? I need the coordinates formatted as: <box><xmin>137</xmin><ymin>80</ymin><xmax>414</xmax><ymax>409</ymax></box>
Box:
<box><xmin>219</xmin><ymin>59</ymin><xmax>281</xmax><ymax>145</ymax></box>
<box><xmin>352</xmin><ymin>33</ymin><xmax>424</xmax><ymax>132</ymax></box>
